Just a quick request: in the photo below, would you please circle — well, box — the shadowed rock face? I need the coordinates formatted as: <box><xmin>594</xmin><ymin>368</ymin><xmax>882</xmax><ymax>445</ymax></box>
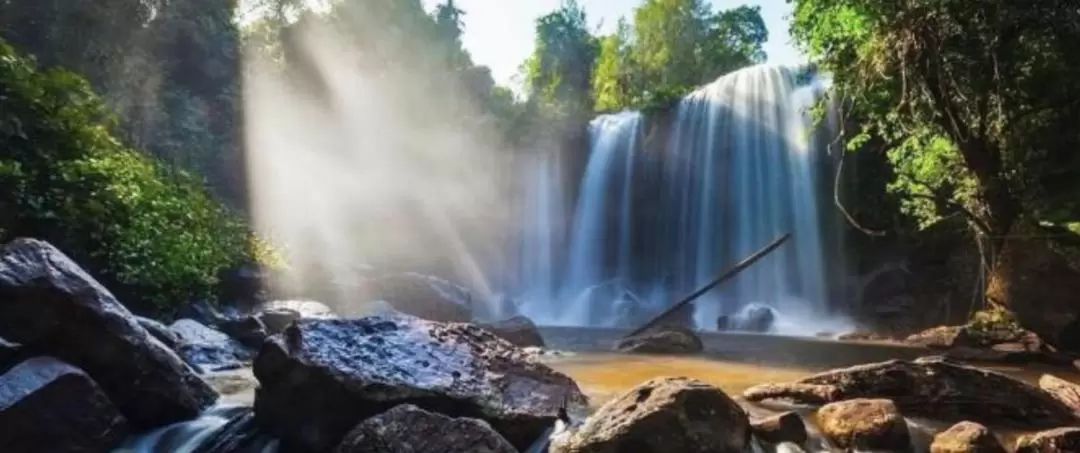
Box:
<box><xmin>1015</xmin><ymin>427</ymin><xmax>1080</xmax><ymax>453</ymax></box>
<box><xmin>0</xmin><ymin>357</ymin><xmax>130</xmax><ymax>452</ymax></box>
<box><xmin>480</xmin><ymin>316</ymin><xmax>546</xmax><ymax>348</ymax></box>
<box><xmin>253</xmin><ymin>315</ymin><xmax>587</xmax><ymax>452</ymax></box>
<box><xmin>335</xmin><ymin>404</ymin><xmax>517</xmax><ymax>453</ymax></box>
<box><xmin>0</xmin><ymin>238</ymin><xmax>217</xmax><ymax>428</ymax></box>
<box><xmin>550</xmin><ymin>376</ymin><xmax>749</xmax><ymax>453</ymax></box>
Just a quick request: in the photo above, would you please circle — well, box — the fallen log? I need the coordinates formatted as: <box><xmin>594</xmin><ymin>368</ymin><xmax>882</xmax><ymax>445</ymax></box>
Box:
<box><xmin>624</xmin><ymin>233</ymin><xmax>791</xmax><ymax>339</ymax></box>
<box><xmin>742</xmin><ymin>356</ymin><xmax>1079</xmax><ymax>428</ymax></box>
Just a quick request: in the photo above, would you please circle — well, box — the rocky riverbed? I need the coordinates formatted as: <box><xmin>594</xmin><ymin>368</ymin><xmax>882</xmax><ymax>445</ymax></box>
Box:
<box><xmin>5</xmin><ymin>238</ymin><xmax>1080</xmax><ymax>453</ymax></box>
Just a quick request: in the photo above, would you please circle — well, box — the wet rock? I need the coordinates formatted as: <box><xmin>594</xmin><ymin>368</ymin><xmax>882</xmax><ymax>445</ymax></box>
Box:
<box><xmin>1015</xmin><ymin>427</ymin><xmax>1080</xmax><ymax>452</ymax></box>
<box><xmin>171</xmin><ymin>319</ymin><xmax>251</xmax><ymax>373</ymax></box>
<box><xmin>549</xmin><ymin>376</ymin><xmax>750</xmax><ymax>453</ymax></box>
<box><xmin>0</xmin><ymin>357</ymin><xmax>130</xmax><ymax>452</ymax></box>
<box><xmin>254</xmin><ymin>308</ymin><xmax>301</xmax><ymax>335</ymax></box>
<box><xmin>177</xmin><ymin>299</ymin><xmax>230</xmax><ymax>327</ymax></box>
<box><xmin>352</xmin><ymin>273</ymin><xmax>473</xmax><ymax>322</ymax></box>
<box><xmin>614</xmin><ymin>325</ymin><xmax>703</xmax><ymax>354</ymax></box>
<box><xmin>743</xmin><ymin>356</ymin><xmax>1078</xmax><ymax>428</ymax></box>
<box><xmin>751</xmin><ymin>411</ymin><xmax>808</xmax><ymax>445</ymax></box>
<box><xmin>0</xmin><ymin>238</ymin><xmax>217</xmax><ymax>428</ymax></box>
<box><xmin>253</xmin><ymin>315</ymin><xmax>586</xmax><ymax>452</ymax></box>
<box><xmin>334</xmin><ymin>404</ymin><xmax>517</xmax><ymax>453</ymax></box>
<box><xmin>906</xmin><ymin>326</ymin><xmax>972</xmax><ymax>349</ymax></box>
<box><xmin>736</xmin><ymin>303</ymin><xmax>776</xmax><ymax>332</ymax></box>
<box><xmin>479</xmin><ymin>316</ymin><xmax>545</xmax><ymax>347</ymax></box>
<box><xmin>1039</xmin><ymin>375</ymin><xmax>1080</xmax><ymax>415</ymax></box>
<box><xmin>137</xmin><ymin>316</ymin><xmax>181</xmax><ymax>349</ymax></box>
<box><xmin>253</xmin><ymin>299</ymin><xmax>336</xmax><ymax>319</ymax></box>
<box><xmin>929</xmin><ymin>421</ymin><xmax>1006</xmax><ymax>453</ymax></box>
<box><xmin>837</xmin><ymin>330</ymin><xmax>894</xmax><ymax>341</ymax></box>
<box><xmin>217</xmin><ymin>315</ymin><xmax>268</xmax><ymax>349</ymax></box>
<box><xmin>817</xmin><ymin>398</ymin><xmax>910</xmax><ymax>451</ymax></box>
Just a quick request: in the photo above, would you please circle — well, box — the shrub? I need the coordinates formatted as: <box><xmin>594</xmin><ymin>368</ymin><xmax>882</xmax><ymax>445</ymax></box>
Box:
<box><xmin>0</xmin><ymin>39</ymin><xmax>264</xmax><ymax>314</ymax></box>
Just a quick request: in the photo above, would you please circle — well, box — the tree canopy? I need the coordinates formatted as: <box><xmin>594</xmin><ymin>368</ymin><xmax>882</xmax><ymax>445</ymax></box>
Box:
<box><xmin>790</xmin><ymin>0</ymin><xmax>1080</xmax><ymax>240</ymax></box>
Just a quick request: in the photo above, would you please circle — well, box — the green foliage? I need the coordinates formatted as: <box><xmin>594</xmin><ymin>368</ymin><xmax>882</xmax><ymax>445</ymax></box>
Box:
<box><xmin>790</xmin><ymin>0</ymin><xmax>1080</xmax><ymax>236</ymax></box>
<box><xmin>590</xmin><ymin>1</ymin><xmax>767</xmax><ymax>112</ymax></box>
<box><xmin>965</xmin><ymin>306</ymin><xmax>1024</xmax><ymax>344</ymax></box>
<box><xmin>0</xmin><ymin>40</ymin><xmax>259</xmax><ymax>313</ymax></box>
<box><xmin>0</xmin><ymin>0</ymin><xmax>246</xmax><ymax>204</ymax></box>
<box><xmin>523</xmin><ymin>0</ymin><xmax>598</xmax><ymax>118</ymax></box>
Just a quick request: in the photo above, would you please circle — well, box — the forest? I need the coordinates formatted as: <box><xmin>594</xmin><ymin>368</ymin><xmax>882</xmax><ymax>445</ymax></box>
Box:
<box><xmin>1</xmin><ymin>0</ymin><xmax>1079</xmax><ymax>334</ymax></box>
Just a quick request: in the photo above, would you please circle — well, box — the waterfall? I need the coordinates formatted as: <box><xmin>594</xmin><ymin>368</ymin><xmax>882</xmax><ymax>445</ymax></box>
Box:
<box><xmin>517</xmin><ymin>65</ymin><xmax>846</xmax><ymax>333</ymax></box>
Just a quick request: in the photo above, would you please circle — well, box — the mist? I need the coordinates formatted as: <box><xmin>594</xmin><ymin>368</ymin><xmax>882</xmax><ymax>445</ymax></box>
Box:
<box><xmin>243</xmin><ymin>6</ymin><xmax>525</xmax><ymax>312</ymax></box>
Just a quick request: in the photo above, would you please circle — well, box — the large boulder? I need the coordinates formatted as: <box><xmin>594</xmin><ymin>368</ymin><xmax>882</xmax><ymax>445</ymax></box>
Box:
<box><xmin>743</xmin><ymin>356</ymin><xmax>1079</xmax><ymax>428</ymax></box>
<box><xmin>1015</xmin><ymin>427</ymin><xmax>1080</xmax><ymax>453</ymax></box>
<box><xmin>334</xmin><ymin>404</ymin><xmax>517</xmax><ymax>453</ymax></box>
<box><xmin>0</xmin><ymin>357</ymin><xmax>130</xmax><ymax>452</ymax></box>
<box><xmin>170</xmin><ymin>319</ymin><xmax>252</xmax><ymax>373</ymax></box>
<box><xmin>253</xmin><ymin>299</ymin><xmax>336</xmax><ymax>320</ymax></box>
<box><xmin>614</xmin><ymin>325</ymin><xmax>703</xmax><ymax>354</ymax></box>
<box><xmin>479</xmin><ymin>316</ymin><xmax>545</xmax><ymax>348</ymax></box>
<box><xmin>0</xmin><ymin>238</ymin><xmax>217</xmax><ymax>428</ymax></box>
<box><xmin>905</xmin><ymin>326</ymin><xmax>972</xmax><ymax>349</ymax></box>
<box><xmin>253</xmin><ymin>315</ymin><xmax>587</xmax><ymax>452</ymax></box>
<box><xmin>1039</xmin><ymin>375</ymin><xmax>1080</xmax><ymax>416</ymax></box>
<box><xmin>217</xmin><ymin>314</ymin><xmax>269</xmax><ymax>349</ymax></box>
<box><xmin>929</xmin><ymin>421</ymin><xmax>1006</xmax><ymax>453</ymax></box>
<box><xmin>351</xmin><ymin>273</ymin><xmax>473</xmax><ymax>322</ymax></box>
<box><xmin>549</xmin><ymin>376</ymin><xmax>750</xmax><ymax>453</ymax></box>
<box><xmin>816</xmin><ymin>398</ymin><xmax>910</xmax><ymax>451</ymax></box>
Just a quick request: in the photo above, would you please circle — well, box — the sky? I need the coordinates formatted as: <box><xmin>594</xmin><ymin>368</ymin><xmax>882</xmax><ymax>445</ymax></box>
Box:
<box><xmin>419</xmin><ymin>0</ymin><xmax>805</xmax><ymax>90</ymax></box>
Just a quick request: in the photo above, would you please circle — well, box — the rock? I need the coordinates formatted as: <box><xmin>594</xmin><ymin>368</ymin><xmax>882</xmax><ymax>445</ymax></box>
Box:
<box><xmin>0</xmin><ymin>238</ymin><xmax>217</xmax><ymax>428</ymax></box>
<box><xmin>170</xmin><ymin>319</ymin><xmax>251</xmax><ymax>373</ymax></box>
<box><xmin>176</xmin><ymin>299</ymin><xmax>230</xmax><ymax>327</ymax></box>
<box><xmin>1015</xmin><ymin>427</ymin><xmax>1080</xmax><ymax>453</ymax></box>
<box><xmin>253</xmin><ymin>315</ymin><xmax>587</xmax><ymax>452</ymax></box>
<box><xmin>254</xmin><ymin>308</ymin><xmax>301</xmax><ymax>335</ymax></box>
<box><xmin>717</xmin><ymin>315</ymin><xmax>731</xmax><ymax>331</ymax></box>
<box><xmin>929</xmin><ymin>421</ymin><xmax>1006</xmax><ymax>453</ymax></box>
<box><xmin>217</xmin><ymin>315</ymin><xmax>269</xmax><ymax>349</ymax></box>
<box><xmin>0</xmin><ymin>336</ymin><xmax>25</xmax><ymax>373</ymax></box>
<box><xmin>614</xmin><ymin>325</ymin><xmax>703</xmax><ymax>354</ymax></box>
<box><xmin>816</xmin><ymin>398</ymin><xmax>910</xmax><ymax>451</ymax></box>
<box><xmin>0</xmin><ymin>357</ymin><xmax>130</xmax><ymax>452</ymax></box>
<box><xmin>253</xmin><ymin>299</ymin><xmax>336</xmax><ymax>319</ymax></box>
<box><xmin>352</xmin><ymin>273</ymin><xmax>473</xmax><ymax>322</ymax></box>
<box><xmin>334</xmin><ymin>404</ymin><xmax>517</xmax><ymax>453</ymax></box>
<box><xmin>480</xmin><ymin>316</ymin><xmax>545</xmax><ymax>347</ymax></box>
<box><xmin>1039</xmin><ymin>375</ymin><xmax>1080</xmax><ymax>415</ymax></box>
<box><xmin>549</xmin><ymin>376</ymin><xmax>750</xmax><ymax>453</ymax></box>
<box><xmin>906</xmin><ymin>326</ymin><xmax>972</xmax><ymax>349</ymax></box>
<box><xmin>217</xmin><ymin>263</ymin><xmax>270</xmax><ymax>307</ymax></box>
<box><xmin>735</xmin><ymin>303</ymin><xmax>776</xmax><ymax>332</ymax></box>
<box><xmin>137</xmin><ymin>316</ymin><xmax>180</xmax><ymax>349</ymax></box>
<box><xmin>838</xmin><ymin>331</ymin><xmax>893</xmax><ymax>341</ymax></box>
<box><xmin>751</xmin><ymin>411</ymin><xmax>808</xmax><ymax>445</ymax></box>
<box><xmin>743</xmin><ymin>356</ymin><xmax>1077</xmax><ymax>428</ymax></box>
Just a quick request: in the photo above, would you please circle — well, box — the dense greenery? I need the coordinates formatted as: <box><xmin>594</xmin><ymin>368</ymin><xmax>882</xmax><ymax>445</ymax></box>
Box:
<box><xmin>0</xmin><ymin>41</ymin><xmax>264</xmax><ymax>313</ymax></box>
<box><xmin>0</xmin><ymin>0</ymin><xmax>245</xmax><ymax>203</ymax></box>
<box><xmin>790</xmin><ymin>0</ymin><xmax>1080</xmax><ymax>243</ymax></box>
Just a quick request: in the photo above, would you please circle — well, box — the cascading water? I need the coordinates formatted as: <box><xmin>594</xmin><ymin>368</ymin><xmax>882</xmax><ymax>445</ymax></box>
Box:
<box><xmin>518</xmin><ymin>65</ymin><xmax>849</xmax><ymax>333</ymax></box>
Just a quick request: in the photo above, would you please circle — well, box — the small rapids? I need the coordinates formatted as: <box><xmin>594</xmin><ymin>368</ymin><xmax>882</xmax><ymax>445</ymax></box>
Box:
<box><xmin>113</xmin><ymin>405</ymin><xmax>278</xmax><ymax>453</ymax></box>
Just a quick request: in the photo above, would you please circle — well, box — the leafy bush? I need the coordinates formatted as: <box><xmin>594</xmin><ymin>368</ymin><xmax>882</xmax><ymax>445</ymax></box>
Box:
<box><xmin>0</xmin><ymin>39</ymin><xmax>265</xmax><ymax>314</ymax></box>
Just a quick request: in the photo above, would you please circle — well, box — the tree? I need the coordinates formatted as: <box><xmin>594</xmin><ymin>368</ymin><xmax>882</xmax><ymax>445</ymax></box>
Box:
<box><xmin>589</xmin><ymin>1</ymin><xmax>767</xmax><ymax>111</ymax></box>
<box><xmin>523</xmin><ymin>0</ymin><xmax>598</xmax><ymax>117</ymax></box>
<box><xmin>790</xmin><ymin>0</ymin><xmax>1080</xmax><ymax>242</ymax></box>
